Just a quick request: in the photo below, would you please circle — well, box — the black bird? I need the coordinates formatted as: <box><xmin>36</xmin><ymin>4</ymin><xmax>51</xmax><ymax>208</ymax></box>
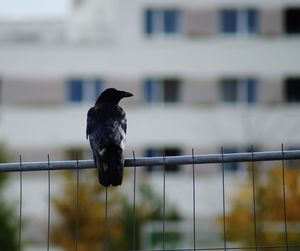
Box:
<box><xmin>86</xmin><ymin>88</ymin><xmax>133</xmax><ymax>187</ymax></box>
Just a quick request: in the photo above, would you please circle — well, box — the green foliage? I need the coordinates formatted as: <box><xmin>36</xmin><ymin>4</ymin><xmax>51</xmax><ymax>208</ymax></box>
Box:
<box><xmin>0</xmin><ymin>200</ymin><xmax>19</xmax><ymax>251</ymax></box>
<box><xmin>0</xmin><ymin>145</ymin><xmax>19</xmax><ymax>251</ymax></box>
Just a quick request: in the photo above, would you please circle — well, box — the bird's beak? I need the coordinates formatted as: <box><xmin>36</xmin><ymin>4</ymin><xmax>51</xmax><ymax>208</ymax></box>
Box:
<box><xmin>121</xmin><ymin>91</ymin><xmax>133</xmax><ymax>98</ymax></box>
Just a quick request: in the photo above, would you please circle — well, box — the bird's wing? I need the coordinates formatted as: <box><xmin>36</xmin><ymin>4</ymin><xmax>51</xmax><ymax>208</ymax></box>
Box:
<box><xmin>86</xmin><ymin>105</ymin><xmax>127</xmax><ymax>152</ymax></box>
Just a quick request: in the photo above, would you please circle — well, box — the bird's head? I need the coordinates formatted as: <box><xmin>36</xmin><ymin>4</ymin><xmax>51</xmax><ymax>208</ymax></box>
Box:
<box><xmin>95</xmin><ymin>88</ymin><xmax>133</xmax><ymax>105</ymax></box>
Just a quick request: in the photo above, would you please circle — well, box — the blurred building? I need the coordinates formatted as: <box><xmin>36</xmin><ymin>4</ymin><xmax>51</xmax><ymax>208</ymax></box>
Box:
<box><xmin>0</xmin><ymin>0</ymin><xmax>300</xmax><ymax>249</ymax></box>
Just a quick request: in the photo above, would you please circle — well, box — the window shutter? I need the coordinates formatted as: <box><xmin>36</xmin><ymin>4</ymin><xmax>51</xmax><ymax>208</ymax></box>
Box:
<box><xmin>260</xmin><ymin>77</ymin><xmax>283</xmax><ymax>105</ymax></box>
<box><xmin>183</xmin><ymin>9</ymin><xmax>218</xmax><ymax>37</ymax></box>
<box><xmin>259</xmin><ymin>9</ymin><xmax>283</xmax><ymax>36</ymax></box>
<box><xmin>183</xmin><ymin>78</ymin><xmax>218</xmax><ymax>105</ymax></box>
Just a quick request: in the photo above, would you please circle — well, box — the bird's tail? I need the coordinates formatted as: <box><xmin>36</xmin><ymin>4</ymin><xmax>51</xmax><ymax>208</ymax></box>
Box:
<box><xmin>94</xmin><ymin>145</ymin><xmax>124</xmax><ymax>187</ymax></box>
<box><xmin>106</xmin><ymin>145</ymin><xmax>124</xmax><ymax>186</ymax></box>
<box><xmin>94</xmin><ymin>152</ymin><xmax>110</xmax><ymax>187</ymax></box>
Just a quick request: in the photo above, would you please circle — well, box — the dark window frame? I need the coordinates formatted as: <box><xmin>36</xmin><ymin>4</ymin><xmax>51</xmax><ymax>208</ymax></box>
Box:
<box><xmin>220</xmin><ymin>77</ymin><xmax>258</xmax><ymax>104</ymax></box>
<box><xmin>284</xmin><ymin>8</ymin><xmax>300</xmax><ymax>34</ymax></box>
<box><xmin>144</xmin><ymin>77</ymin><xmax>181</xmax><ymax>103</ymax></box>
<box><xmin>284</xmin><ymin>77</ymin><xmax>300</xmax><ymax>103</ymax></box>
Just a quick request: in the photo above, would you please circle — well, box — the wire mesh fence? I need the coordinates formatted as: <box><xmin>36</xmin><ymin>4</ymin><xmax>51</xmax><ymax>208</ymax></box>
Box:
<box><xmin>1</xmin><ymin>146</ymin><xmax>300</xmax><ymax>251</ymax></box>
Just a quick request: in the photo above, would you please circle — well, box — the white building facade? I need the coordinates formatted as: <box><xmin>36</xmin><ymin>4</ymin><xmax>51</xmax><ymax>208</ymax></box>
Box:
<box><xmin>0</xmin><ymin>0</ymin><xmax>300</xmax><ymax>249</ymax></box>
<box><xmin>0</xmin><ymin>0</ymin><xmax>300</xmax><ymax>158</ymax></box>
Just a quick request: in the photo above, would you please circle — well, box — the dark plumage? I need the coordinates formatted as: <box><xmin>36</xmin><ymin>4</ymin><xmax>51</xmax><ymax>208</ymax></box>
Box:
<box><xmin>86</xmin><ymin>88</ymin><xmax>133</xmax><ymax>187</ymax></box>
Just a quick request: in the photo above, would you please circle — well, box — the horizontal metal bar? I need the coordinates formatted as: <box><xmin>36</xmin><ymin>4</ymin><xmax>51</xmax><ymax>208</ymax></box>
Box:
<box><xmin>134</xmin><ymin>244</ymin><xmax>300</xmax><ymax>251</ymax></box>
<box><xmin>0</xmin><ymin>150</ymin><xmax>300</xmax><ymax>172</ymax></box>
<box><xmin>129</xmin><ymin>244</ymin><xmax>300</xmax><ymax>251</ymax></box>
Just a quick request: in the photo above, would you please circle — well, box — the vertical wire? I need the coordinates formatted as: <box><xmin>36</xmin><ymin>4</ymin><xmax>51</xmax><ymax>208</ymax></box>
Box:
<box><xmin>281</xmin><ymin>144</ymin><xmax>289</xmax><ymax>250</ymax></box>
<box><xmin>18</xmin><ymin>155</ymin><xmax>23</xmax><ymax>251</ymax></box>
<box><xmin>75</xmin><ymin>154</ymin><xmax>80</xmax><ymax>251</ymax></box>
<box><xmin>104</xmin><ymin>187</ymin><xmax>108</xmax><ymax>251</ymax></box>
<box><xmin>251</xmin><ymin>146</ymin><xmax>258</xmax><ymax>251</ymax></box>
<box><xmin>192</xmin><ymin>149</ymin><xmax>196</xmax><ymax>251</ymax></box>
<box><xmin>221</xmin><ymin>147</ymin><xmax>227</xmax><ymax>251</ymax></box>
<box><xmin>47</xmin><ymin>154</ymin><xmax>51</xmax><ymax>251</ymax></box>
<box><xmin>132</xmin><ymin>150</ymin><xmax>137</xmax><ymax>251</ymax></box>
<box><xmin>162</xmin><ymin>154</ymin><xmax>166</xmax><ymax>251</ymax></box>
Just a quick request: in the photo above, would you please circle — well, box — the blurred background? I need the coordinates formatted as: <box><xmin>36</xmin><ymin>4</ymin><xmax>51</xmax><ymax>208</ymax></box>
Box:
<box><xmin>0</xmin><ymin>0</ymin><xmax>300</xmax><ymax>250</ymax></box>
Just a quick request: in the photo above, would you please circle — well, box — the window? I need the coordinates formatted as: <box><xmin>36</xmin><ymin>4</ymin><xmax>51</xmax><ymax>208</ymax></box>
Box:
<box><xmin>220</xmin><ymin>9</ymin><xmax>258</xmax><ymax>35</ymax></box>
<box><xmin>220</xmin><ymin>78</ymin><xmax>257</xmax><ymax>104</ymax></box>
<box><xmin>221</xmin><ymin>79</ymin><xmax>238</xmax><ymax>102</ymax></box>
<box><xmin>67</xmin><ymin>78</ymin><xmax>103</xmax><ymax>103</ymax></box>
<box><xmin>144</xmin><ymin>78</ymin><xmax>181</xmax><ymax>103</ymax></box>
<box><xmin>284</xmin><ymin>8</ymin><xmax>300</xmax><ymax>34</ymax></box>
<box><xmin>285</xmin><ymin>77</ymin><xmax>300</xmax><ymax>103</ymax></box>
<box><xmin>221</xmin><ymin>10</ymin><xmax>238</xmax><ymax>33</ymax></box>
<box><xmin>144</xmin><ymin>9</ymin><xmax>182</xmax><ymax>36</ymax></box>
<box><xmin>145</xmin><ymin>147</ymin><xmax>181</xmax><ymax>172</ymax></box>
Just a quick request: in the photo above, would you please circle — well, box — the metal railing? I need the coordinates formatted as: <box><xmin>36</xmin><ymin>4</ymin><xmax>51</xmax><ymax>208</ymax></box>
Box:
<box><xmin>1</xmin><ymin>147</ymin><xmax>300</xmax><ymax>251</ymax></box>
<box><xmin>1</xmin><ymin>149</ymin><xmax>300</xmax><ymax>172</ymax></box>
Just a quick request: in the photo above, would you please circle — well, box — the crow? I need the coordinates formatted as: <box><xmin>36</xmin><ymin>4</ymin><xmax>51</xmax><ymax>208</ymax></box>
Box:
<box><xmin>86</xmin><ymin>88</ymin><xmax>133</xmax><ymax>187</ymax></box>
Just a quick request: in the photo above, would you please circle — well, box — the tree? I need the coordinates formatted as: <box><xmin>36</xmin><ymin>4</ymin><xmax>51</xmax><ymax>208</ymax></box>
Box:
<box><xmin>51</xmin><ymin>169</ymin><xmax>181</xmax><ymax>251</ymax></box>
<box><xmin>0</xmin><ymin>145</ymin><xmax>19</xmax><ymax>251</ymax></box>
<box><xmin>222</xmin><ymin>164</ymin><xmax>300</xmax><ymax>249</ymax></box>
